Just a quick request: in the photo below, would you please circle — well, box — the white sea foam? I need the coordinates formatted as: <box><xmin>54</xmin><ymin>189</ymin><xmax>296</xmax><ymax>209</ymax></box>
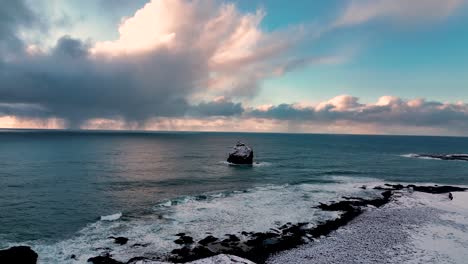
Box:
<box><xmin>100</xmin><ymin>212</ymin><xmax>122</xmax><ymax>221</ymax></box>
<box><xmin>220</xmin><ymin>161</ymin><xmax>273</xmax><ymax>167</ymax></box>
<box><xmin>400</xmin><ymin>153</ymin><xmax>440</xmax><ymax>160</ymax></box>
<box><xmin>31</xmin><ymin>177</ymin><xmax>385</xmax><ymax>264</ymax></box>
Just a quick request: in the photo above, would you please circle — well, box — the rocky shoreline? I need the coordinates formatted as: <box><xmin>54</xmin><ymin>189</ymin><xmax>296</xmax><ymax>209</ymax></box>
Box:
<box><xmin>2</xmin><ymin>184</ymin><xmax>465</xmax><ymax>264</ymax></box>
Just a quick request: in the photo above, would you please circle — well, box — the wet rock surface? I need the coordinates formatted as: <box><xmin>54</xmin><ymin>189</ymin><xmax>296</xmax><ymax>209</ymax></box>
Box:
<box><xmin>88</xmin><ymin>254</ymin><xmax>123</xmax><ymax>264</ymax></box>
<box><xmin>410</xmin><ymin>153</ymin><xmax>468</xmax><ymax>161</ymax></box>
<box><xmin>0</xmin><ymin>246</ymin><xmax>38</xmax><ymax>264</ymax></box>
<box><xmin>109</xmin><ymin>236</ymin><xmax>129</xmax><ymax>245</ymax></box>
<box><xmin>174</xmin><ymin>235</ymin><xmax>195</xmax><ymax>245</ymax></box>
<box><xmin>227</xmin><ymin>142</ymin><xmax>253</xmax><ymax>165</ymax></box>
<box><xmin>374</xmin><ymin>183</ymin><xmax>466</xmax><ymax>193</ymax></box>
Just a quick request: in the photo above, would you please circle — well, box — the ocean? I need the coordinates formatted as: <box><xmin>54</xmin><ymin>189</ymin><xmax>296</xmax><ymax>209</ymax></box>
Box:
<box><xmin>1</xmin><ymin>130</ymin><xmax>468</xmax><ymax>263</ymax></box>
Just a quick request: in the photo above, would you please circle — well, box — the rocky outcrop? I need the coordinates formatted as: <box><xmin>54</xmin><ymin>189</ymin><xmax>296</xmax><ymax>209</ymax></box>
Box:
<box><xmin>374</xmin><ymin>183</ymin><xmax>467</xmax><ymax>193</ymax></box>
<box><xmin>410</xmin><ymin>153</ymin><xmax>468</xmax><ymax>161</ymax></box>
<box><xmin>168</xmin><ymin>190</ymin><xmax>395</xmax><ymax>263</ymax></box>
<box><xmin>109</xmin><ymin>236</ymin><xmax>129</xmax><ymax>245</ymax></box>
<box><xmin>88</xmin><ymin>255</ymin><xmax>122</xmax><ymax>264</ymax></box>
<box><xmin>227</xmin><ymin>142</ymin><xmax>253</xmax><ymax>165</ymax></box>
<box><xmin>0</xmin><ymin>246</ymin><xmax>38</xmax><ymax>264</ymax></box>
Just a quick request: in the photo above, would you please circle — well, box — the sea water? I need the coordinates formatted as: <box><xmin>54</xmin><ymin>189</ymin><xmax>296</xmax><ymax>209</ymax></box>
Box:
<box><xmin>1</xmin><ymin>130</ymin><xmax>467</xmax><ymax>262</ymax></box>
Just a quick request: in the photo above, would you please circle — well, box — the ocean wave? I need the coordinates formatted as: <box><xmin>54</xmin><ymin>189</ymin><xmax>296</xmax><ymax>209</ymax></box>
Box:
<box><xmin>401</xmin><ymin>153</ymin><xmax>439</xmax><ymax>160</ymax></box>
<box><xmin>30</xmin><ymin>177</ymin><xmax>385</xmax><ymax>263</ymax></box>
<box><xmin>220</xmin><ymin>161</ymin><xmax>273</xmax><ymax>167</ymax></box>
<box><xmin>318</xmin><ymin>170</ymin><xmax>364</xmax><ymax>176</ymax></box>
<box><xmin>100</xmin><ymin>212</ymin><xmax>122</xmax><ymax>221</ymax></box>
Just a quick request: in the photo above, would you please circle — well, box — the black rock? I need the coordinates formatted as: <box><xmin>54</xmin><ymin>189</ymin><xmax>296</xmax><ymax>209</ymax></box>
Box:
<box><xmin>130</xmin><ymin>243</ymin><xmax>149</xmax><ymax>248</ymax></box>
<box><xmin>174</xmin><ymin>235</ymin><xmax>194</xmax><ymax>245</ymax></box>
<box><xmin>127</xmin><ymin>256</ymin><xmax>154</xmax><ymax>263</ymax></box>
<box><xmin>411</xmin><ymin>153</ymin><xmax>468</xmax><ymax>161</ymax></box>
<box><xmin>0</xmin><ymin>246</ymin><xmax>38</xmax><ymax>264</ymax></box>
<box><xmin>407</xmin><ymin>184</ymin><xmax>466</xmax><ymax>194</ymax></box>
<box><xmin>378</xmin><ymin>183</ymin><xmax>467</xmax><ymax>194</ymax></box>
<box><xmin>192</xmin><ymin>246</ymin><xmax>215</xmax><ymax>259</ymax></box>
<box><xmin>87</xmin><ymin>254</ymin><xmax>123</xmax><ymax>264</ymax></box>
<box><xmin>385</xmin><ymin>183</ymin><xmax>405</xmax><ymax>190</ymax></box>
<box><xmin>108</xmin><ymin>236</ymin><xmax>128</xmax><ymax>245</ymax></box>
<box><xmin>225</xmin><ymin>234</ymin><xmax>240</xmax><ymax>242</ymax></box>
<box><xmin>227</xmin><ymin>142</ymin><xmax>253</xmax><ymax>165</ymax></box>
<box><xmin>171</xmin><ymin>246</ymin><xmax>191</xmax><ymax>259</ymax></box>
<box><xmin>198</xmin><ymin>235</ymin><xmax>218</xmax><ymax>245</ymax></box>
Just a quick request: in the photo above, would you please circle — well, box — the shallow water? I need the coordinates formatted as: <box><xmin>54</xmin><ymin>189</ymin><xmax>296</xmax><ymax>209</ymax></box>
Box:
<box><xmin>1</xmin><ymin>131</ymin><xmax>467</xmax><ymax>262</ymax></box>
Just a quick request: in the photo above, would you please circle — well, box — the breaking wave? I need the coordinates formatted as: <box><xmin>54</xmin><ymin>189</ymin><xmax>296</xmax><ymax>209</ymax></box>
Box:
<box><xmin>30</xmin><ymin>177</ymin><xmax>384</xmax><ymax>263</ymax></box>
<box><xmin>100</xmin><ymin>213</ymin><xmax>122</xmax><ymax>221</ymax></box>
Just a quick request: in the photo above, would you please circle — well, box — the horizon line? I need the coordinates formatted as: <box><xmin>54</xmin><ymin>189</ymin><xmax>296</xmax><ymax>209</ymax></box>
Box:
<box><xmin>0</xmin><ymin>127</ymin><xmax>466</xmax><ymax>139</ymax></box>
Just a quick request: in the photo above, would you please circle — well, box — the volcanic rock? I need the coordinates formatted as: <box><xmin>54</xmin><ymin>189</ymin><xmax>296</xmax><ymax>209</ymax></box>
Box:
<box><xmin>227</xmin><ymin>142</ymin><xmax>253</xmax><ymax>165</ymax></box>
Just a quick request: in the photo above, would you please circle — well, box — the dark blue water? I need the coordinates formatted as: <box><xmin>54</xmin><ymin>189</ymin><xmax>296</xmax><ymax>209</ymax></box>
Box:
<box><xmin>1</xmin><ymin>130</ymin><xmax>467</xmax><ymax>256</ymax></box>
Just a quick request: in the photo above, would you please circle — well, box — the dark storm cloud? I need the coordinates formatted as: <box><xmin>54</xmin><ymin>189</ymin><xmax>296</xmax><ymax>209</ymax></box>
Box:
<box><xmin>0</xmin><ymin>35</ymin><xmax>208</xmax><ymax>127</ymax></box>
<box><xmin>249</xmin><ymin>104</ymin><xmax>313</xmax><ymax>120</ymax></box>
<box><xmin>0</xmin><ymin>103</ymin><xmax>48</xmax><ymax>118</ymax></box>
<box><xmin>187</xmin><ymin>99</ymin><xmax>244</xmax><ymax>117</ymax></box>
<box><xmin>0</xmin><ymin>0</ymin><xmax>38</xmax><ymax>56</ymax></box>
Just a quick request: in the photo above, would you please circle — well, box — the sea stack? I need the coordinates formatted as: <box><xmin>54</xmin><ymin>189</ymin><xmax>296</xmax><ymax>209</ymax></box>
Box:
<box><xmin>227</xmin><ymin>142</ymin><xmax>254</xmax><ymax>165</ymax></box>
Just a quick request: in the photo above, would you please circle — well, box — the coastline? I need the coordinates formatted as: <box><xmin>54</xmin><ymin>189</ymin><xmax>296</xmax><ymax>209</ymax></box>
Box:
<box><xmin>268</xmin><ymin>190</ymin><xmax>468</xmax><ymax>264</ymax></box>
<box><xmin>2</xmin><ymin>183</ymin><xmax>466</xmax><ymax>264</ymax></box>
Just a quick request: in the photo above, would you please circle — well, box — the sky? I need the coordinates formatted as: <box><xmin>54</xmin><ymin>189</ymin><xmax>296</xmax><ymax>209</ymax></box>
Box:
<box><xmin>1</xmin><ymin>0</ymin><xmax>468</xmax><ymax>136</ymax></box>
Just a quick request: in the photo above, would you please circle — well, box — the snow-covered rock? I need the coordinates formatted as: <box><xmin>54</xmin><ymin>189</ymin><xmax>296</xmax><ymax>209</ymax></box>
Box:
<box><xmin>131</xmin><ymin>254</ymin><xmax>255</xmax><ymax>264</ymax></box>
<box><xmin>227</xmin><ymin>142</ymin><xmax>253</xmax><ymax>164</ymax></box>
<box><xmin>189</xmin><ymin>254</ymin><xmax>255</xmax><ymax>264</ymax></box>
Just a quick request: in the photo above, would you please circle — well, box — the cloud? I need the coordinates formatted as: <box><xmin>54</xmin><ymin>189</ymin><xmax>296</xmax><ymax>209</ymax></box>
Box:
<box><xmin>334</xmin><ymin>0</ymin><xmax>465</xmax><ymax>28</ymax></box>
<box><xmin>2</xmin><ymin>0</ymin><xmax>466</xmax><ymax>136</ymax></box>
<box><xmin>0</xmin><ymin>0</ymin><xmax>39</xmax><ymax>57</ymax></box>
<box><xmin>249</xmin><ymin>95</ymin><xmax>468</xmax><ymax>132</ymax></box>
<box><xmin>0</xmin><ymin>103</ymin><xmax>49</xmax><ymax>117</ymax></box>
<box><xmin>0</xmin><ymin>0</ymin><xmax>307</xmax><ymax>127</ymax></box>
<box><xmin>187</xmin><ymin>97</ymin><xmax>244</xmax><ymax>117</ymax></box>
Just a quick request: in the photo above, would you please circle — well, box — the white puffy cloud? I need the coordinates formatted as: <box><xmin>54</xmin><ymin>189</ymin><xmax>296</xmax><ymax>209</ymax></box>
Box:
<box><xmin>91</xmin><ymin>0</ymin><xmax>305</xmax><ymax>98</ymax></box>
<box><xmin>0</xmin><ymin>0</ymin><xmax>308</xmax><ymax>127</ymax></box>
<box><xmin>249</xmin><ymin>95</ymin><xmax>468</xmax><ymax>135</ymax></box>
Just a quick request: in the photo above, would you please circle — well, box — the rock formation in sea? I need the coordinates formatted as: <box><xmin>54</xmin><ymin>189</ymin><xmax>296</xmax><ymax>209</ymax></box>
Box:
<box><xmin>227</xmin><ymin>142</ymin><xmax>253</xmax><ymax>165</ymax></box>
<box><xmin>410</xmin><ymin>153</ymin><xmax>468</xmax><ymax>161</ymax></box>
<box><xmin>0</xmin><ymin>246</ymin><xmax>38</xmax><ymax>264</ymax></box>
